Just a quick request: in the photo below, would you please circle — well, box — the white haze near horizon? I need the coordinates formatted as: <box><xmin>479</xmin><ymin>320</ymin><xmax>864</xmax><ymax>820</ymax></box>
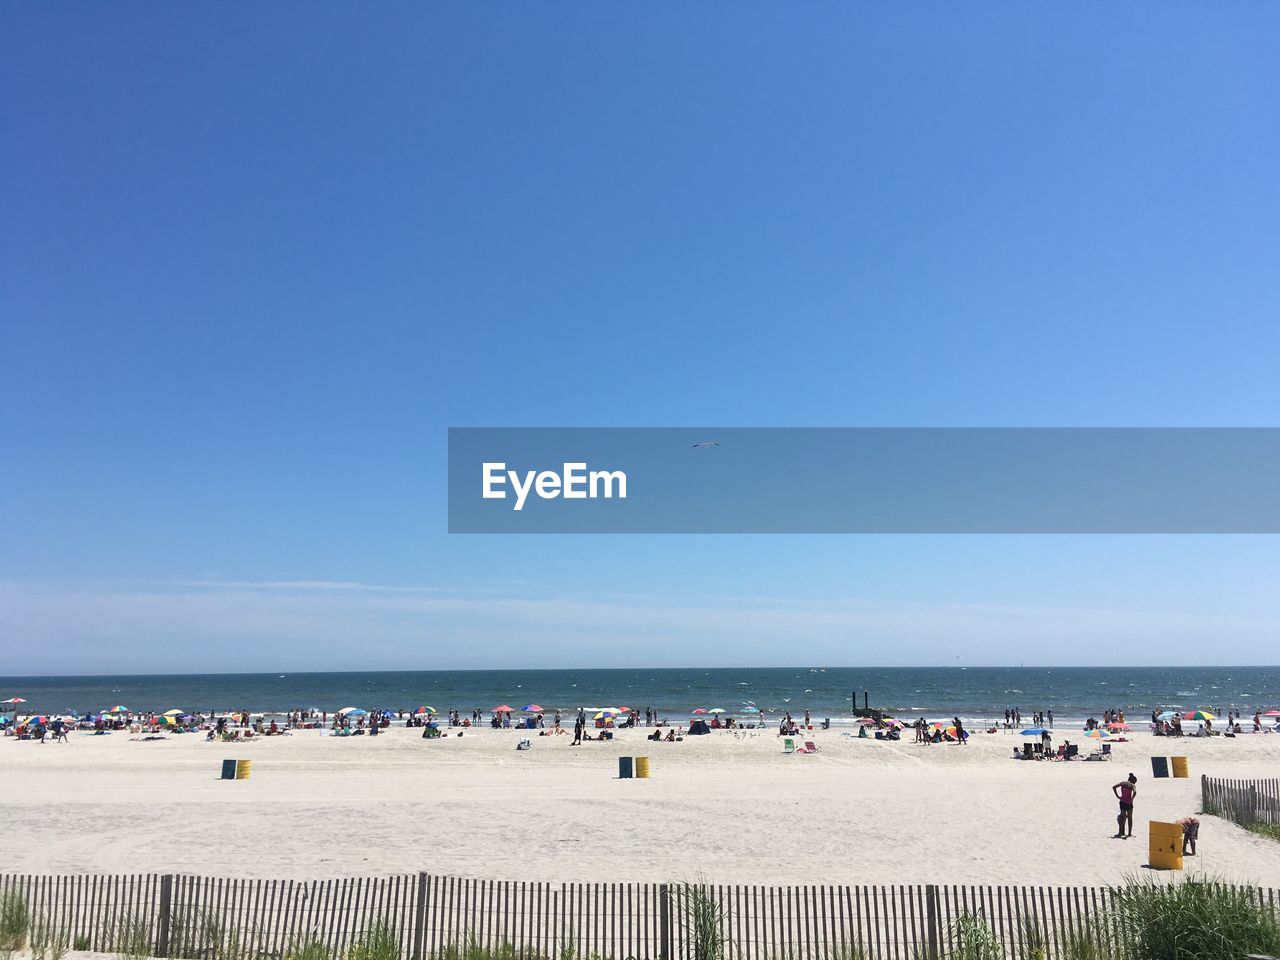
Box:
<box><xmin>2</xmin><ymin>578</ymin><xmax>1276</xmax><ymax>675</ymax></box>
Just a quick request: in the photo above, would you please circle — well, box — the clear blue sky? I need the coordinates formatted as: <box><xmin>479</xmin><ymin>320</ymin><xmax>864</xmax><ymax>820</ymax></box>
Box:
<box><xmin>3</xmin><ymin>4</ymin><xmax>1279</xmax><ymax>673</ymax></box>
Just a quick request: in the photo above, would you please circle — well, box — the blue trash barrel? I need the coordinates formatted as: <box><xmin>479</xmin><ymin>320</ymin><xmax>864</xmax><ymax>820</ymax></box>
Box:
<box><xmin>1151</xmin><ymin>756</ymin><xmax>1169</xmax><ymax>778</ymax></box>
<box><xmin>618</xmin><ymin>756</ymin><xmax>634</xmax><ymax>779</ymax></box>
<box><xmin>221</xmin><ymin>758</ymin><xmax>238</xmax><ymax>780</ymax></box>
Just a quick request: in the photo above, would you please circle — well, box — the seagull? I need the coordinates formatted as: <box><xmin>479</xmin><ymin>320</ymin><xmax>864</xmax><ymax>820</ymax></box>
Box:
<box><xmin>691</xmin><ymin>441</ymin><xmax>720</xmax><ymax>448</ymax></box>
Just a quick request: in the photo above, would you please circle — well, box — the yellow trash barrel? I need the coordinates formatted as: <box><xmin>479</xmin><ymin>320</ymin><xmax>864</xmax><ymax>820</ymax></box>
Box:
<box><xmin>234</xmin><ymin>759</ymin><xmax>253</xmax><ymax>780</ymax></box>
<box><xmin>1171</xmin><ymin>756</ymin><xmax>1189</xmax><ymax>778</ymax></box>
<box><xmin>1149</xmin><ymin>820</ymin><xmax>1183</xmax><ymax>870</ymax></box>
<box><xmin>635</xmin><ymin>756</ymin><xmax>650</xmax><ymax>779</ymax></box>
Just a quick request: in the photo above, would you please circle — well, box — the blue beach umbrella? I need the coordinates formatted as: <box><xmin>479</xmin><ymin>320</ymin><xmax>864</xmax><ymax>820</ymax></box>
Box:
<box><xmin>1156</xmin><ymin>711</ymin><xmax>1179</xmax><ymax>721</ymax></box>
<box><xmin>1021</xmin><ymin>727</ymin><xmax>1049</xmax><ymax>736</ymax></box>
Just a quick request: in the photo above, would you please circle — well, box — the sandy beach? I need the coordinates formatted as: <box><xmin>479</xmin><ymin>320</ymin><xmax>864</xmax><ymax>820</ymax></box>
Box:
<box><xmin>6</xmin><ymin>724</ymin><xmax>1279</xmax><ymax>886</ymax></box>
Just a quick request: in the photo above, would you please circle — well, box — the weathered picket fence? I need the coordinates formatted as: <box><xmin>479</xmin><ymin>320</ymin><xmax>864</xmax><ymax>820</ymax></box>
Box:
<box><xmin>1202</xmin><ymin>775</ymin><xmax>1280</xmax><ymax>827</ymax></box>
<box><xmin>2</xmin><ymin>873</ymin><xmax>1278</xmax><ymax>960</ymax></box>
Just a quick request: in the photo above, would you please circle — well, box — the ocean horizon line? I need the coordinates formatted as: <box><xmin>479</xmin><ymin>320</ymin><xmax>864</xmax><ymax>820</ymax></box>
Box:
<box><xmin>5</xmin><ymin>662</ymin><xmax>1279</xmax><ymax>681</ymax></box>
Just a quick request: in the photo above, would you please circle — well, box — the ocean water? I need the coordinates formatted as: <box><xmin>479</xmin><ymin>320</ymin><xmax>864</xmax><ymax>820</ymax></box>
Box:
<box><xmin>2</xmin><ymin>666</ymin><xmax>1278</xmax><ymax>727</ymax></box>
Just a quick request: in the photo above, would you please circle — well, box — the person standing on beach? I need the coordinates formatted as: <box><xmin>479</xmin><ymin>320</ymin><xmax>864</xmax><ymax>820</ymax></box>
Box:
<box><xmin>1112</xmin><ymin>774</ymin><xmax>1138</xmax><ymax>838</ymax></box>
<box><xmin>953</xmin><ymin>716</ymin><xmax>966</xmax><ymax>744</ymax></box>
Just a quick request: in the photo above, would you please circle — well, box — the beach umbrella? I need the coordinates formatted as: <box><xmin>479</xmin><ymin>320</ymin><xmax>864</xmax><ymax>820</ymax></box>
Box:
<box><xmin>1084</xmin><ymin>728</ymin><xmax>1110</xmax><ymax>738</ymax></box>
<box><xmin>857</xmin><ymin>718</ymin><xmax>878</xmax><ymax>725</ymax></box>
<box><xmin>2</xmin><ymin>697</ymin><xmax>26</xmax><ymax>704</ymax></box>
<box><xmin>592</xmin><ymin>711</ymin><xmax>615</xmax><ymax>721</ymax></box>
<box><xmin>1021</xmin><ymin>727</ymin><xmax>1049</xmax><ymax>736</ymax></box>
<box><xmin>492</xmin><ymin>705</ymin><xmax>514</xmax><ymax>713</ymax></box>
<box><xmin>1263</xmin><ymin>710</ymin><xmax>1280</xmax><ymax>717</ymax></box>
<box><xmin>337</xmin><ymin>707</ymin><xmax>362</xmax><ymax>715</ymax></box>
<box><xmin>23</xmin><ymin>715</ymin><xmax>50</xmax><ymax>725</ymax></box>
<box><xmin>346</xmin><ymin>708</ymin><xmax>369</xmax><ymax>717</ymax></box>
<box><xmin>1183</xmin><ymin>710</ymin><xmax>1214</xmax><ymax>721</ymax></box>
<box><xmin>1156</xmin><ymin>711</ymin><xmax>1179</xmax><ymax>721</ymax></box>
<box><xmin>1105</xmin><ymin>722</ymin><xmax>1130</xmax><ymax>731</ymax></box>
<box><xmin>414</xmin><ymin>706</ymin><xmax>437</xmax><ymax>715</ymax></box>
<box><xmin>521</xmin><ymin>704</ymin><xmax>544</xmax><ymax>713</ymax></box>
<box><xmin>691</xmin><ymin>708</ymin><xmax>708</xmax><ymax>714</ymax></box>
<box><xmin>157</xmin><ymin>715</ymin><xmax>178</xmax><ymax>726</ymax></box>
<box><xmin>107</xmin><ymin>705</ymin><xmax>128</xmax><ymax>714</ymax></box>
<box><xmin>740</xmin><ymin>707</ymin><xmax>760</xmax><ymax>713</ymax></box>
<box><xmin>707</xmin><ymin>708</ymin><xmax>727</xmax><ymax>715</ymax></box>
<box><xmin>162</xmin><ymin>709</ymin><xmax>184</xmax><ymax>716</ymax></box>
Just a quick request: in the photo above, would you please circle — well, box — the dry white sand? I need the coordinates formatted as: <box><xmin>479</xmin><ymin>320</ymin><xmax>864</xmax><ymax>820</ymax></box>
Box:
<box><xmin>6</xmin><ymin>725</ymin><xmax>1279</xmax><ymax>886</ymax></box>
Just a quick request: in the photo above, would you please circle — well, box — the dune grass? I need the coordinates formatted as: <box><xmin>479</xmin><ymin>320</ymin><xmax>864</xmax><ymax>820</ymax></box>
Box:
<box><xmin>1106</xmin><ymin>876</ymin><xmax>1280</xmax><ymax>960</ymax></box>
<box><xmin>0</xmin><ymin>893</ymin><xmax>30</xmax><ymax>956</ymax></box>
<box><xmin>1245</xmin><ymin>821</ymin><xmax>1280</xmax><ymax>844</ymax></box>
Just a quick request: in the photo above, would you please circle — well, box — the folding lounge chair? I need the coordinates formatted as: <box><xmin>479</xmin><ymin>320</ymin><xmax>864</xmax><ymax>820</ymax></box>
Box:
<box><xmin>783</xmin><ymin>738</ymin><xmax>795</xmax><ymax>754</ymax></box>
<box><xmin>803</xmin><ymin>741</ymin><xmax>818</xmax><ymax>753</ymax></box>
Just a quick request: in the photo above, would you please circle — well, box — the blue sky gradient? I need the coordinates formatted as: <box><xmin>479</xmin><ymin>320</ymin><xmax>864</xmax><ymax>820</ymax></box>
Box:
<box><xmin>3</xmin><ymin>4</ymin><xmax>1279</xmax><ymax>672</ymax></box>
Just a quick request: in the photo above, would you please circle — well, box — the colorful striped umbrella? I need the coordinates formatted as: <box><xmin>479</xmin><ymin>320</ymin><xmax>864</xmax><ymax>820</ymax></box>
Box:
<box><xmin>1183</xmin><ymin>710</ymin><xmax>1214</xmax><ymax>721</ymax></box>
<box><xmin>414</xmin><ymin>706</ymin><xmax>437</xmax><ymax>715</ymax></box>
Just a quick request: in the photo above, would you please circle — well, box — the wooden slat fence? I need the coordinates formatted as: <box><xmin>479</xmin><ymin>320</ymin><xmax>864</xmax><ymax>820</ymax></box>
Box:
<box><xmin>1202</xmin><ymin>775</ymin><xmax>1280</xmax><ymax>827</ymax></box>
<box><xmin>1</xmin><ymin>874</ymin><xmax>1278</xmax><ymax>960</ymax></box>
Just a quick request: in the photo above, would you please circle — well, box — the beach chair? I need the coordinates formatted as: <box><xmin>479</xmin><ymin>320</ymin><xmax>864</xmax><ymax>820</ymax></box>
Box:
<box><xmin>783</xmin><ymin>738</ymin><xmax>795</xmax><ymax>754</ymax></box>
<box><xmin>802</xmin><ymin>741</ymin><xmax>818</xmax><ymax>753</ymax></box>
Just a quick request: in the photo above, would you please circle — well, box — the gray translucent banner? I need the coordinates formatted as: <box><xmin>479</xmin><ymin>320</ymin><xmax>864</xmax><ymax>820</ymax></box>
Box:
<box><xmin>447</xmin><ymin>428</ymin><xmax>1280</xmax><ymax>533</ymax></box>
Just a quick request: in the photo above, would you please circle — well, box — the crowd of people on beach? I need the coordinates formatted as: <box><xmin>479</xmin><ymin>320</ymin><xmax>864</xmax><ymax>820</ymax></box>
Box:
<box><xmin>4</xmin><ymin>697</ymin><xmax>1278</xmax><ymax>745</ymax></box>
